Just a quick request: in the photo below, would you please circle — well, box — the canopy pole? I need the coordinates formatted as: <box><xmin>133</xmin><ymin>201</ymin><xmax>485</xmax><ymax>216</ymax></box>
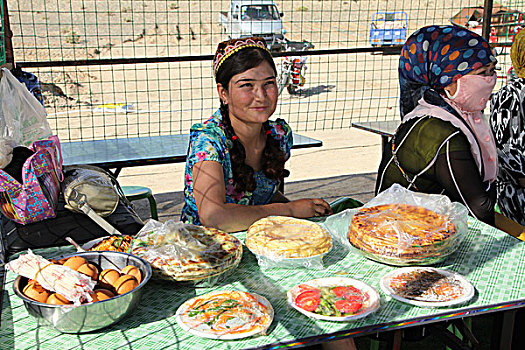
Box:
<box><xmin>2</xmin><ymin>0</ymin><xmax>14</xmax><ymax>66</ymax></box>
<box><xmin>482</xmin><ymin>0</ymin><xmax>493</xmax><ymax>41</ymax></box>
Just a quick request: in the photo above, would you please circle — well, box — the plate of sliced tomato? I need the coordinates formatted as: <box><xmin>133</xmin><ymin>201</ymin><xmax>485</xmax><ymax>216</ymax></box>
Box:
<box><xmin>287</xmin><ymin>277</ymin><xmax>380</xmax><ymax>321</ymax></box>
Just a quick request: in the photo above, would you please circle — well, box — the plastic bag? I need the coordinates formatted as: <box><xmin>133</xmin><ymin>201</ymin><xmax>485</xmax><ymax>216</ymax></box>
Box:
<box><xmin>245</xmin><ymin>216</ymin><xmax>332</xmax><ymax>270</ymax></box>
<box><xmin>324</xmin><ymin>184</ymin><xmax>468</xmax><ymax>266</ymax></box>
<box><xmin>0</xmin><ymin>68</ymin><xmax>52</xmax><ymax>147</ymax></box>
<box><xmin>129</xmin><ymin>220</ymin><xmax>242</xmax><ymax>286</ymax></box>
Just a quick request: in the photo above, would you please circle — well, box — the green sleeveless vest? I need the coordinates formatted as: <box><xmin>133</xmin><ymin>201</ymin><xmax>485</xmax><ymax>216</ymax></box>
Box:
<box><xmin>377</xmin><ymin>116</ymin><xmax>471</xmax><ymax>194</ymax></box>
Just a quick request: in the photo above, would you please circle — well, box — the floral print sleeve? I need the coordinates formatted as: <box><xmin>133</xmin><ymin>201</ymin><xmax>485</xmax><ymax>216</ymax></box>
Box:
<box><xmin>186</xmin><ymin>124</ymin><xmax>226</xmax><ymax>171</ymax></box>
<box><xmin>270</xmin><ymin>118</ymin><xmax>293</xmax><ymax>160</ymax></box>
<box><xmin>181</xmin><ymin>112</ymin><xmax>294</xmax><ymax>225</ymax></box>
<box><xmin>181</xmin><ymin>119</ymin><xmax>228</xmax><ymax>225</ymax></box>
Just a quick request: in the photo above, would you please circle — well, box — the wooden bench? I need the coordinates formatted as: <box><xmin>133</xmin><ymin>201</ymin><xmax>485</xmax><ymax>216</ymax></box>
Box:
<box><xmin>495</xmin><ymin>212</ymin><xmax>525</xmax><ymax>241</ymax></box>
<box><xmin>61</xmin><ymin>133</ymin><xmax>323</xmax><ymax>176</ymax></box>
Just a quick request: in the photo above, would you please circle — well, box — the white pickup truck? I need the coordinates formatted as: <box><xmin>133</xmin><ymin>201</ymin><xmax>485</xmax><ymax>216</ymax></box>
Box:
<box><xmin>219</xmin><ymin>0</ymin><xmax>285</xmax><ymax>50</ymax></box>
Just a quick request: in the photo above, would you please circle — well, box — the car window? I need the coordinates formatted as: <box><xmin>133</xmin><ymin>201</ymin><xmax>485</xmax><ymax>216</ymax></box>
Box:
<box><xmin>241</xmin><ymin>5</ymin><xmax>279</xmax><ymax>21</ymax></box>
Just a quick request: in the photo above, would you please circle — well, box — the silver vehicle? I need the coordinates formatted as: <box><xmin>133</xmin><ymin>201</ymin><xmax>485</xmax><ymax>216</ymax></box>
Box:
<box><xmin>219</xmin><ymin>0</ymin><xmax>285</xmax><ymax>51</ymax></box>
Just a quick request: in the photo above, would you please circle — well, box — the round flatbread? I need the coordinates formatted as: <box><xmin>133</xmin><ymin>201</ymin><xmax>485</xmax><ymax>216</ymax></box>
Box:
<box><xmin>131</xmin><ymin>224</ymin><xmax>242</xmax><ymax>281</ymax></box>
<box><xmin>175</xmin><ymin>290</ymin><xmax>273</xmax><ymax>339</ymax></box>
<box><xmin>348</xmin><ymin>204</ymin><xmax>455</xmax><ymax>261</ymax></box>
<box><xmin>246</xmin><ymin>216</ymin><xmax>332</xmax><ymax>259</ymax></box>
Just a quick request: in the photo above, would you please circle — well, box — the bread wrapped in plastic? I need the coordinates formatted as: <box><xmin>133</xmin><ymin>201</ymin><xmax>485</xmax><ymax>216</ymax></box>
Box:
<box><xmin>324</xmin><ymin>184</ymin><xmax>468</xmax><ymax>266</ymax></box>
<box><xmin>245</xmin><ymin>216</ymin><xmax>332</xmax><ymax>269</ymax></box>
<box><xmin>129</xmin><ymin>220</ymin><xmax>242</xmax><ymax>284</ymax></box>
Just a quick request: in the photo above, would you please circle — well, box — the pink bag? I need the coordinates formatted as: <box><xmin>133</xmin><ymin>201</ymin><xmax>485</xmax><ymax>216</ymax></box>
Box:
<box><xmin>0</xmin><ymin>135</ymin><xmax>63</xmax><ymax>224</ymax></box>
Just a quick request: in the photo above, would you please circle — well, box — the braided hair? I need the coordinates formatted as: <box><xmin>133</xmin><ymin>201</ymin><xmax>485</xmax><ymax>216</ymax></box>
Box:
<box><xmin>216</xmin><ymin>47</ymin><xmax>289</xmax><ymax>193</ymax></box>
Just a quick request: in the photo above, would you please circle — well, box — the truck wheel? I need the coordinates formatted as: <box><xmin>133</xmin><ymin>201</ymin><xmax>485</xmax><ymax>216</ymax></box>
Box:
<box><xmin>492</xmin><ymin>47</ymin><xmax>503</xmax><ymax>56</ymax></box>
<box><xmin>277</xmin><ymin>68</ymin><xmax>289</xmax><ymax>95</ymax></box>
<box><xmin>287</xmin><ymin>85</ymin><xmax>297</xmax><ymax>94</ymax></box>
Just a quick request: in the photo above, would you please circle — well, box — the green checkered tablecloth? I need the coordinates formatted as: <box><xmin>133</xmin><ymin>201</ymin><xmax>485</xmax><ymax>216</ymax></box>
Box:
<box><xmin>2</xmin><ymin>217</ymin><xmax>524</xmax><ymax>349</ymax></box>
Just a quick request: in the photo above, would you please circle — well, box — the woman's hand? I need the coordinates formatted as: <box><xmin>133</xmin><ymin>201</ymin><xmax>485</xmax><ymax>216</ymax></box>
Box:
<box><xmin>193</xmin><ymin>161</ymin><xmax>332</xmax><ymax>231</ymax></box>
<box><xmin>287</xmin><ymin>198</ymin><xmax>332</xmax><ymax>218</ymax></box>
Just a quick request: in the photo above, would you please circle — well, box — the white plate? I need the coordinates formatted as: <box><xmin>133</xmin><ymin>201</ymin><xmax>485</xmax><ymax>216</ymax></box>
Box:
<box><xmin>380</xmin><ymin>267</ymin><xmax>475</xmax><ymax>308</ymax></box>
<box><xmin>81</xmin><ymin>237</ymin><xmax>107</xmax><ymax>251</ymax></box>
<box><xmin>287</xmin><ymin>277</ymin><xmax>380</xmax><ymax>322</ymax></box>
<box><xmin>81</xmin><ymin>236</ymin><xmax>132</xmax><ymax>252</ymax></box>
<box><xmin>175</xmin><ymin>290</ymin><xmax>274</xmax><ymax>340</ymax></box>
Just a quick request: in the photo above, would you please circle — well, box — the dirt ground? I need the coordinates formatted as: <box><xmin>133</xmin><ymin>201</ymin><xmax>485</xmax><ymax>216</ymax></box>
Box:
<box><xmin>6</xmin><ymin>0</ymin><xmax>515</xmax><ymax>141</ymax></box>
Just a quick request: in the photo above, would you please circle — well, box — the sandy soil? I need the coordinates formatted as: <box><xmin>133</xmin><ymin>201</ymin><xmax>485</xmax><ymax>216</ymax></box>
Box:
<box><xmin>6</xmin><ymin>0</ymin><xmax>515</xmax><ymax>141</ymax></box>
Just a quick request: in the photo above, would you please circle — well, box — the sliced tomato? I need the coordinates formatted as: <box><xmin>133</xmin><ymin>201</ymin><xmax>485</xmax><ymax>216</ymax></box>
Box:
<box><xmin>343</xmin><ymin>294</ymin><xmax>363</xmax><ymax>302</ymax></box>
<box><xmin>344</xmin><ymin>286</ymin><xmax>364</xmax><ymax>302</ymax></box>
<box><xmin>345</xmin><ymin>286</ymin><xmax>362</xmax><ymax>295</ymax></box>
<box><xmin>344</xmin><ymin>290</ymin><xmax>365</xmax><ymax>302</ymax></box>
<box><xmin>331</xmin><ymin>286</ymin><xmax>347</xmax><ymax>297</ymax></box>
<box><xmin>331</xmin><ymin>286</ymin><xmax>364</xmax><ymax>302</ymax></box>
<box><xmin>334</xmin><ymin>300</ymin><xmax>363</xmax><ymax>314</ymax></box>
<box><xmin>295</xmin><ymin>290</ymin><xmax>321</xmax><ymax>312</ymax></box>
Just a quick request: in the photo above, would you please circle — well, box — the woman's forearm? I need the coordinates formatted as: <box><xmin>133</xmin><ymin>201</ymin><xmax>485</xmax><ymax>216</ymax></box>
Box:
<box><xmin>199</xmin><ymin>198</ymin><xmax>331</xmax><ymax>232</ymax></box>
<box><xmin>199</xmin><ymin>202</ymin><xmax>294</xmax><ymax>232</ymax></box>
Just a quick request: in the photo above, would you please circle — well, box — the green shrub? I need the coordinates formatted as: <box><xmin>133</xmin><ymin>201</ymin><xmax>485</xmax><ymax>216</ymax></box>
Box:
<box><xmin>65</xmin><ymin>30</ymin><xmax>80</xmax><ymax>44</ymax></box>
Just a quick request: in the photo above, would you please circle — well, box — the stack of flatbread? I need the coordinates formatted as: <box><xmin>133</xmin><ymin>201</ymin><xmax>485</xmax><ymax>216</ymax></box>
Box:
<box><xmin>246</xmin><ymin>216</ymin><xmax>332</xmax><ymax>259</ymax></box>
<box><xmin>130</xmin><ymin>221</ymin><xmax>242</xmax><ymax>282</ymax></box>
<box><xmin>348</xmin><ymin>204</ymin><xmax>456</xmax><ymax>265</ymax></box>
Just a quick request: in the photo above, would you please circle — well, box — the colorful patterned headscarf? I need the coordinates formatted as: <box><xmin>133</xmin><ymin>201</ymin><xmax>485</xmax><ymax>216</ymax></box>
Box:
<box><xmin>213</xmin><ymin>37</ymin><xmax>269</xmax><ymax>78</ymax></box>
<box><xmin>511</xmin><ymin>29</ymin><xmax>525</xmax><ymax>79</ymax></box>
<box><xmin>399</xmin><ymin>25</ymin><xmax>497</xmax><ymax>117</ymax></box>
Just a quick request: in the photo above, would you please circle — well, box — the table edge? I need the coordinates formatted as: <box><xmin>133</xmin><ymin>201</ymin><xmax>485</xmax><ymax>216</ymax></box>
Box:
<box><xmin>249</xmin><ymin>298</ymin><xmax>525</xmax><ymax>349</ymax></box>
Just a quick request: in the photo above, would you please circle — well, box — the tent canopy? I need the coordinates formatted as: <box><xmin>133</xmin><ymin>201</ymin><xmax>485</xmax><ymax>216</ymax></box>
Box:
<box><xmin>450</xmin><ymin>3</ymin><xmax>516</xmax><ymax>27</ymax></box>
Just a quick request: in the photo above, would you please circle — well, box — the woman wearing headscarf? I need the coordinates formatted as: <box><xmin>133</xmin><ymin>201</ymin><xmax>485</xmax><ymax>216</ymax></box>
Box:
<box><xmin>376</xmin><ymin>25</ymin><xmax>498</xmax><ymax>225</ymax></box>
<box><xmin>489</xmin><ymin>29</ymin><xmax>525</xmax><ymax>226</ymax></box>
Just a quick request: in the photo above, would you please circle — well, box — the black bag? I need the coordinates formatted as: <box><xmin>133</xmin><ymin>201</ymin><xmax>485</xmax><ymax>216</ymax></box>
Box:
<box><xmin>0</xmin><ymin>191</ymin><xmax>144</xmax><ymax>261</ymax></box>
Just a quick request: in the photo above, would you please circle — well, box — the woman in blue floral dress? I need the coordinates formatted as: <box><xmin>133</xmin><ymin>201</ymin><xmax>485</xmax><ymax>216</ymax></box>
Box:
<box><xmin>181</xmin><ymin>37</ymin><xmax>331</xmax><ymax>232</ymax></box>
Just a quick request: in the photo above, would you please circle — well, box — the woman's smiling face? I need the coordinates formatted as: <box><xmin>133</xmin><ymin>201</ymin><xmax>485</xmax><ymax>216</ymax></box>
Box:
<box><xmin>217</xmin><ymin>60</ymin><xmax>278</xmax><ymax>125</ymax></box>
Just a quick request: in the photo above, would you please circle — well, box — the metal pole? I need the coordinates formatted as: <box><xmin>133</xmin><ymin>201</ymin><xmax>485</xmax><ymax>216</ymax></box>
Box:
<box><xmin>2</xmin><ymin>0</ymin><xmax>14</xmax><ymax>65</ymax></box>
<box><xmin>482</xmin><ymin>0</ymin><xmax>494</xmax><ymax>40</ymax></box>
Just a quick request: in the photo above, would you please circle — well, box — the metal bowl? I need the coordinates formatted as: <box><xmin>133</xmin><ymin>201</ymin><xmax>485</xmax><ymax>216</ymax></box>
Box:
<box><xmin>13</xmin><ymin>251</ymin><xmax>152</xmax><ymax>333</ymax></box>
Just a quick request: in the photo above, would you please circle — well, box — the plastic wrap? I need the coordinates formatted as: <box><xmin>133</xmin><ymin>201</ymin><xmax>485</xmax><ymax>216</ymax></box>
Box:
<box><xmin>6</xmin><ymin>250</ymin><xmax>96</xmax><ymax>305</ymax></box>
<box><xmin>324</xmin><ymin>184</ymin><xmax>468</xmax><ymax>266</ymax></box>
<box><xmin>129</xmin><ymin>220</ymin><xmax>242</xmax><ymax>286</ymax></box>
<box><xmin>245</xmin><ymin>216</ymin><xmax>332</xmax><ymax>269</ymax></box>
